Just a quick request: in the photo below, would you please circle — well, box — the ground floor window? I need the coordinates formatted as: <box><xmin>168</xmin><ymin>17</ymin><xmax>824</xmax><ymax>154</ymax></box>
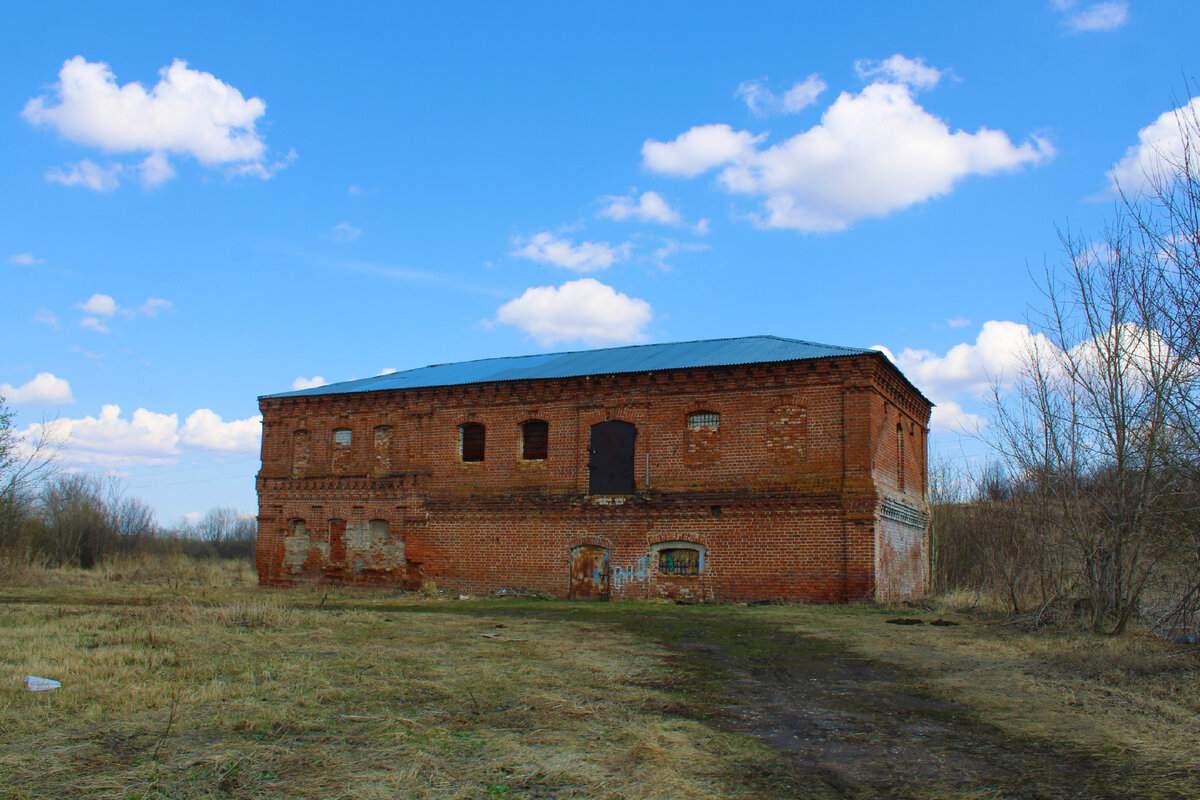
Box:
<box><xmin>655</xmin><ymin>545</ymin><xmax>702</xmax><ymax>576</ymax></box>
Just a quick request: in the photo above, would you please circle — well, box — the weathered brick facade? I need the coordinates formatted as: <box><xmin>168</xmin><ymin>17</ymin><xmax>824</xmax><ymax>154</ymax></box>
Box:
<box><xmin>256</xmin><ymin>339</ymin><xmax>932</xmax><ymax>602</ymax></box>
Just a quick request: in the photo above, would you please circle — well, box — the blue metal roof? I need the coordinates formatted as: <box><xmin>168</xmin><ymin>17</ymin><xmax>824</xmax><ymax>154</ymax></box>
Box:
<box><xmin>263</xmin><ymin>335</ymin><xmax>876</xmax><ymax>399</ymax></box>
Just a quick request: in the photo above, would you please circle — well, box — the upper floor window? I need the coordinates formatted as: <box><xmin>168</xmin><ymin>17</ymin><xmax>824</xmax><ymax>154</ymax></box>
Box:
<box><xmin>291</xmin><ymin>430</ymin><xmax>311</xmax><ymax>476</ymax></box>
<box><xmin>522</xmin><ymin>419</ymin><xmax>549</xmax><ymax>460</ymax></box>
<box><xmin>687</xmin><ymin>411</ymin><xmax>720</xmax><ymax>429</ymax></box>
<box><xmin>333</xmin><ymin>428</ymin><xmax>352</xmax><ymax>447</ymax></box>
<box><xmin>373</xmin><ymin>425</ymin><xmax>393</xmax><ymax>473</ymax></box>
<box><xmin>460</xmin><ymin>422</ymin><xmax>485</xmax><ymax>462</ymax></box>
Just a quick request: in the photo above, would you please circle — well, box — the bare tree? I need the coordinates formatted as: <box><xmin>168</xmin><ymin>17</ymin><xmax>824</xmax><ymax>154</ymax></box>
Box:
<box><xmin>0</xmin><ymin>395</ymin><xmax>59</xmax><ymax>551</ymax></box>
<box><xmin>989</xmin><ymin>97</ymin><xmax>1200</xmax><ymax>634</ymax></box>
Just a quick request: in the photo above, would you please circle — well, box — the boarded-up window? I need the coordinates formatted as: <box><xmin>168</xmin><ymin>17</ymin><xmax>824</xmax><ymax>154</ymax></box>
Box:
<box><xmin>460</xmin><ymin>422</ymin><xmax>485</xmax><ymax>462</ymax></box>
<box><xmin>687</xmin><ymin>411</ymin><xmax>720</xmax><ymax>429</ymax></box>
<box><xmin>374</xmin><ymin>425</ymin><xmax>393</xmax><ymax>473</ymax></box>
<box><xmin>291</xmin><ymin>430</ymin><xmax>311</xmax><ymax>476</ymax></box>
<box><xmin>658</xmin><ymin>547</ymin><xmax>701</xmax><ymax>576</ymax></box>
<box><xmin>522</xmin><ymin>419</ymin><xmax>548</xmax><ymax>460</ymax></box>
<box><xmin>370</xmin><ymin>519</ymin><xmax>388</xmax><ymax>540</ymax></box>
<box><xmin>328</xmin><ymin>519</ymin><xmax>346</xmax><ymax>566</ymax></box>
<box><xmin>332</xmin><ymin>428</ymin><xmax>352</xmax><ymax>472</ymax></box>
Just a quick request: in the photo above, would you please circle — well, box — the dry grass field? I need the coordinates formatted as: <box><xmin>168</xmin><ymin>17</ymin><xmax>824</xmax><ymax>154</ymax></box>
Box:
<box><xmin>0</xmin><ymin>557</ymin><xmax>1197</xmax><ymax>799</ymax></box>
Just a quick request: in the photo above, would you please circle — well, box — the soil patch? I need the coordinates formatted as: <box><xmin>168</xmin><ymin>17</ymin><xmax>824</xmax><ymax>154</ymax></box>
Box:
<box><xmin>474</xmin><ymin>604</ymin><xmax>1167</xmax><ymax>800</ymax></box>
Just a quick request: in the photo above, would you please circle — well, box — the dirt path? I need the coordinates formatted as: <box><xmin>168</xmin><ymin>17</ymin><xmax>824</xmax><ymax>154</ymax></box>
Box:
<box><xmin>485</xmin><ymin>604</ymin><xmax>1162</xmax><ymax>800</ymax></box>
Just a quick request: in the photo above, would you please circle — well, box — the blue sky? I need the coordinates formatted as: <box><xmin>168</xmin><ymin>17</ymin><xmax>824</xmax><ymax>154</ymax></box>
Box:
<box><xmin>2</xmin><ymin>1</ymin><xmax>1196</xmax><ymax>522</ymax></box>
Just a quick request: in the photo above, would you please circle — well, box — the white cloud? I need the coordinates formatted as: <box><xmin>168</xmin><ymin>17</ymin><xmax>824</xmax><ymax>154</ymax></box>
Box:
<box><xmin>496</xmin><ymin>278</ymin><xmax>652</xmax><ymax>346</ymax></box>
<box><xmin>80</xmin><ymin>317</ymin><xmax>111</xmax><ymax>334</ymax></box>
<box><xmin>34</xmin><ymin>309</ymin><xmax>60</xmax><ymax>328</ymax></box>
<box><xmin>179</xmin><ymin>409</ymin><xmax>262</xmax><ymax>452</ymax></box>
<box><xmin>139</xmin><ymin>297</ymin><xmax>173</xmax><ymax>317</ymax></box>
<box><xmin>1</xmin><ymin>373</ymin><xmax>74</xmax><ymax>405</ymax></box>
<box><xmin>884</xmin><ymin>320</ymin><xmax>1052</xmax><ymax>400</ymax></box>
<box><xmin>854</xmin><ymin>54</ymin><xmax>945</xmax><ymax>91</ymax></box>
<box><xmin>511</xmin><ymin>232</ymin><xmax>631</xmax><ymax>273</ymax></box>
<box><xmin>1108</xmin><ymin>97</ymin><xmax>1200</xmax><ymax>197</ymax></box>
<box><xmin>929</xmin><ymin>401</ymin><xmax>986</xmax><ymax>434</ymax></box>
<box><xmin>78</xmin><ymin>293</ymin><xmax>118</xmax><ymax>316</ymax></box>
<box><xmin>598</xmin><ymin>190</ymin><xmax>684</xmax><ymax>225</ymax></box>
<box><xmin>642</xmin><ymin>124</ymin><xmax>764</xmax><ymax>178</ymax></box>
<box><xmin>377</xmin><ymin>367</ymin><xmax>398</xmax><ymax>375</ymax></box>
<box><xmin>650</xmin><ymin>239</ymin><xmax>710</xmax><ymax>269</ymax></box>
<box><xmin>1054</xmin><ymin>0</ymin><xmax>1129</xmax><ymax>32</ymax></box>
<box><xmin>46</xmin><ymin>159</ymin><xmax>122</xmax><ymax>191</ymax></box>
<box><xmin>331</xmin><ymin>222</ymin><xmax>362</xmax><ymax>241</ymax></box>
<box><xmin>26</xmin><ymin>405</ymin><xmax>180</xmax><ymax>467</ymax></box>
<box><xmin>736</xmin><ymin>73</ymin><xmax>827</xmax><ymax>116</ymax></box>
<box><xmin>292</xmin><ymin>375</ymin><xmax>328</xmax><ymax>390</ymax></box>
<box><xmin>183</xmin><ymin>511</ymin><xmax>203</xmax><ymax>525</ymax></box>
<box><xmin>645</xmin><ymin>67</ymin><xmax>1052</xmax><ymax>232</ymax></box>
<box><xmin>138</xmin><ymin>150</ymin><xmax>175</xmax><ymax>187</ymax></box>
<box><xmin>19</xmin><ymin>403</ymin><xmax>263</xmax><ymax>469</ymax></box>
<box><xmin>23</xmin><ymin>56</ymin><xmax>284</xmax><ymax>188</ymax></box>
<box><xmin>9</xmin><ymin>252</ymin><xmax>44</xmax><ymax>266</ymax></box>
<box><xmin>946</xmin><ymin>316</ymin><xmax>971</xmax><ymax>328</ymax></box>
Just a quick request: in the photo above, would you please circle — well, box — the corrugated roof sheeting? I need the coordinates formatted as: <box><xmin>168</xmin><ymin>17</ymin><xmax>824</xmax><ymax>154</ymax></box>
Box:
<box><xmin>264</xmin><ymin>335</ymin><xmax>875</xmax><ymax>399</ymax></box>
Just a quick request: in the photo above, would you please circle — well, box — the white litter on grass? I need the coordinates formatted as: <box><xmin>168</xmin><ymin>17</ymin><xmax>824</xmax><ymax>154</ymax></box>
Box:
<box><xmin>24</xmin><ymin>676</ymin><xmax>61</xmax><ymax>692</ymax></box>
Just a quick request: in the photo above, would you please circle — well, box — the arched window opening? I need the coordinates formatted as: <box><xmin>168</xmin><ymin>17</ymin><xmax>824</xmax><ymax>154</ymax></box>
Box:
<box><xmin>522</xmin><ymin>419</ymin><xmax>549</xmax><ymax>460</ymax></box>
<box><xmin>460</xmin><ymin>422</ymin><xmax>485</xmax><ymax>462</ymax></box>
<box><xmin>588</xmin><ymin>420</ymin><xmax>636</xmax><ymax>494</ymax></box>
<box><xmin>332</xmin><ymin>428</ymin><xmax>353</xmax><ymax>472</ymax></box>
<box><xmin>687</xmin><ymin>410</ymin><xmax>720</xmax><ymax>429</ymax></box>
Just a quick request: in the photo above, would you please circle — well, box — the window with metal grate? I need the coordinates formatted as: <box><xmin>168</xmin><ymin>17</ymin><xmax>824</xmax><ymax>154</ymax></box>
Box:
<box><xmin>687</xmin><ymin>411</ymin><xmax>720</xmax><ymax>429</ymax></box>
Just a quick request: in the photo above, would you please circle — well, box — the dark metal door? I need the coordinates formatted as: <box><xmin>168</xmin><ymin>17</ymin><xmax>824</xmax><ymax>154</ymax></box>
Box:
<box><xmin>588</xmin><ymin>420</ymin><xmax>636</xmax><ymax>494</ymax></box>
<box><xmin>569</xmin><ymin>545</ymin><xmax>610</xmax><ymax>600</ymax></box>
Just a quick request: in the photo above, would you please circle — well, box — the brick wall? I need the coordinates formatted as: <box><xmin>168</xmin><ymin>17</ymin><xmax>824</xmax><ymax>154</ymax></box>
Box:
<box><xmin>256</xmin><ymin>352</ymin><xmax>932</xmax><ymax>602</ymax></box>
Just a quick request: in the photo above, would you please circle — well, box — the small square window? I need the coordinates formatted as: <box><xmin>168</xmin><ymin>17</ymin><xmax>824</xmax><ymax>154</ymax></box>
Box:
<box><xmin>333</xmin><ymin>428</ymin><xmax>352</xmax><ymax>446</ymax></box>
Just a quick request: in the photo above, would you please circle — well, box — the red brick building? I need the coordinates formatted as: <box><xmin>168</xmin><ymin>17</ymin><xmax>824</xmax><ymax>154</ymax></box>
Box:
<box><xmin>256</xmin><ymin>336</ymin><xmax>932</xmax><ymax>602</ymax></box>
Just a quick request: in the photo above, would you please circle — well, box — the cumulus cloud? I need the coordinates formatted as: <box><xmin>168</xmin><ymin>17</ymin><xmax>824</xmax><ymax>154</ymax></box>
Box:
<box><xmin>511</xmin><ymin>232</ymin><xmax>631</xmax><ymax>272</ymax></box>
<box><xmin>19</xmin><ymin>404</ymin><xmax>262</xmax><ymax>468</ymax></box>
<box><xmin>34</xmin><ymin>309</ymin><xmax>60</xmax><ymax>328</ymax></box>
<box><xmin>1</xmin><ymin>373</ymin><xmax>73</xmax><ymax>405</ymax></box>
<box><xmin>9</xmin><ymin>252</ymin><xmax>44</xmax><ymax>266</ymax></box>
<box><xmin>331</xmin><ymin>222</ymin><xmax>362</xmax><ymax>241</ymax></box>
<box><xmin>292</xmin><ymin>375</ymin><xmax>328</xmax><ymax>390</ymax></box>
<box><xmin>1053</xmin><ymin>0</ymin><xmax>1129</xmax><ymax>33</ymax></box>
<box><xmin>78</xmin><ymin>293</ymin><xmax>118</xmax><ymax>316</ymax></box>
<box><xmin>1108</xmin><ymin>97</ymin><xmax>1200</xmax><ymax>197</ymax></box>
<box><xmin>179</xmin><ymin>409</ymin><xmax>262</xmax><ymax>452</ymax></box>
<box><xmin>644</xmin><ymin>63</ymin><xmax>1052</xmax><ymax>232</ymax></box>
<box><xmin>23</xmin><ymin>56</ymin><xmax>286</xmax><ymax>189</ymax></box>
<box><xmin>642</xmin><ymin>124</ymin><xmax>764</xmax><ymax>178</ymax></box>
<box><xmin>736</xmin><ymin>73</ymin><xmax>827</xmax><ymax>116</ymax></box>
<box><xmin>929</xmin><ymin>401</ymin><xmax>986</xmax><ymax>434</ymax></box>
<box><xmin>496</xmin><ymin>278</ymin><xmax>652</xmax><ymax>346</ymax></box>
<box><xmin>25</xmin><ymin>405</ymin><xmax>179</xmax><ymax>467</ymax></box>
<box><xmin>46</xmin><ymin>159</ymin><xmax>122</xmax><ymax>191</ymax></box>
<box><xmin>598</xmin><ymin>190</ymin><xmax>684</xmax><ymax>225</ymax></box>
<box><xmin>854</xmin><ymin>54</ymin><xmax>945</xmax><ymax>90</ymax></box>
<box><xmin>886</xmin><ymin>320</ymin><xmax>1051</xmax><ymax>400</ymax></box>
